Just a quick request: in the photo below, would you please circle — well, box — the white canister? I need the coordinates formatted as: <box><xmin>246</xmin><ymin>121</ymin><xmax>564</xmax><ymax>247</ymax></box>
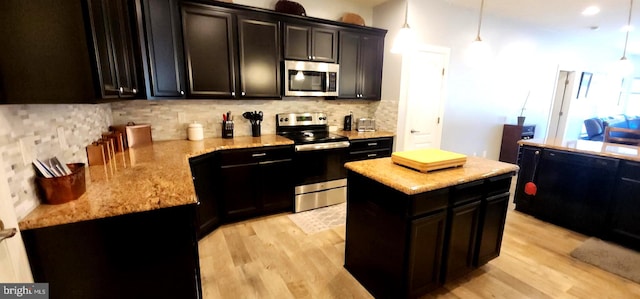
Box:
<box><xmin>187</xmin><ymin>122</ymin><xmax>204</xmax><ymax>141</ymax></box>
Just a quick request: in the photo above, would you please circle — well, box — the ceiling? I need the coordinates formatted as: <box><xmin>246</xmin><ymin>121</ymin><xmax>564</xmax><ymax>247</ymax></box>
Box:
<box><xmin>352</xmin><ymin>0</ymin><xmax>640</xmax><ymax>52</ymax></box>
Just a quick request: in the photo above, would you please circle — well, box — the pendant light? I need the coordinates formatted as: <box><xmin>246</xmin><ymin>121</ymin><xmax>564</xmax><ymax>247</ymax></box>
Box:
<box><xmin>391</xmin><ymin>0</ymin><xmax>415</xmax><ymax>54</ymax></box>
<box><xmin>616</xmin><ymin>0</ymin><xmax>635</xmax><ymax>76</ymax></box>
<box><xmin>466</xmin><ymin>0</ymin><xmax>491</xmax><ymax>65</ymax></box>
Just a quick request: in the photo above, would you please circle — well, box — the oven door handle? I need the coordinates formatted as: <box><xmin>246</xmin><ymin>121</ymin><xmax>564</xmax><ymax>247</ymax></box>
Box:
<box><xmin>295</xmin><ymin>141</ymin><xmax>350</xmax><ymax>152</ymax></box>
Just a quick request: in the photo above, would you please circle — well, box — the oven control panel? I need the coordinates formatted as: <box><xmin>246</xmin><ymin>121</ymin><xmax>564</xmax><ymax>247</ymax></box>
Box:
<box><xmin>276</xmin><ymin>112</ymin><xmax>328</xmax><ymax>127</ymax></box>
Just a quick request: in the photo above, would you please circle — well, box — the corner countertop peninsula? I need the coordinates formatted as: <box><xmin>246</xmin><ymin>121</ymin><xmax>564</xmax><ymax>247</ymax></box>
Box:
<box><xmin>19</xmin><ymin>135</ymin><xmax>294</xmax><ymax>230</ymax></box>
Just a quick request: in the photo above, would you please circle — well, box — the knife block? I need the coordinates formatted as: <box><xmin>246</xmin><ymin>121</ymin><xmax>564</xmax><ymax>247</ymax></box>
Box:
<box><xmin>222</xmin><ymin>121</ymin><xmax>234</xmax><ymax>139</ymax></box>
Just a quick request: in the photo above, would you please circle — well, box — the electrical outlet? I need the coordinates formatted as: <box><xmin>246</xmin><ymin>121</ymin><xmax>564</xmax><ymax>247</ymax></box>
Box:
<box><xmin>57</xmin><ymin>127</ymin><xmax>68</xmax><ymax>149</ymax></box>
<box><xmin>177</xmin><ymin>112</ymin><xmax>186</xmax><ymax>124</ymax></box>
<box><xmin>19</xmin><ymin>137</ymin><xmax>36</xmax><ymax>166</ymax></box>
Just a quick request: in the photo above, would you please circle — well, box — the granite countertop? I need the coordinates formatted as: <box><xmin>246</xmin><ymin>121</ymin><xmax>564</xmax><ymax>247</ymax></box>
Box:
<box><xmin>19</xmin><ymin>135</ymin><xmax>294</xmax><ymax>230</ymax></box>
<box><xmin>337</xmin><ymin>130</ymin><xmax>395</xmax><ymax>140</ymax></box>
<box><xmin>344</xmin><ymin>156</ymin><xmax>519</xmax><ymax>195</ymax></box>
<box><xmin>519</xmin><ymin>139</ymin><xmax>640</xmax><ymax>162</ymax></box>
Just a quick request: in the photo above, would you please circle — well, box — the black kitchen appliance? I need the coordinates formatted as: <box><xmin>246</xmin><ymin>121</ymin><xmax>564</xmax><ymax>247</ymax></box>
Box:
<box><xmin>343</xmin><ymin>112</ymin><xmax>353</xmax><ymax>131</ymax></box>
<box><xmin>276</xmin><ymin>112</ymin><xmax>350</xmax><ymax>212</ymax></box>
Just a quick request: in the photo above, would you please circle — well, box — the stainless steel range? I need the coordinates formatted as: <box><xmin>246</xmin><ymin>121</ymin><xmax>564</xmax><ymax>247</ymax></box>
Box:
<box><xmin>276</xmin><ymin>112</ymin><xmax>350</xmax><ymax>212</ymax></box>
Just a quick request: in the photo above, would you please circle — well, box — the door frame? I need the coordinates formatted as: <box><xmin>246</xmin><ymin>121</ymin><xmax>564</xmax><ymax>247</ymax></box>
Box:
<box><xmin>395</xmin><ymin>44</ymin><xmax>450</xmax><ymax>152</ymax></box>
<box><xmin>0</xmin><ymin>155</ymin><xmax>33</xmax><ymax>282</ymax></box>
<box><xmin>546</xmin><ymin>70</ymin><xmax>576</xmax><ymax>146</ymax></box>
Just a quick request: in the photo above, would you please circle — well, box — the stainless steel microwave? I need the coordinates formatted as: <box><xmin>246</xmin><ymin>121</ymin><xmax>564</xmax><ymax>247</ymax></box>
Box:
<box><xmin>284</xmin><ymin>60</ymin><xmax>339</xmax><ymax>97</ymax></box>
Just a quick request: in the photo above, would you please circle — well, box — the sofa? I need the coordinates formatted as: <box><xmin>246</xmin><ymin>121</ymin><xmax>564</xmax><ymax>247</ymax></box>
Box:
<box><xmin>583</xmin><ymin>114</ymin><xmax>640</xmax><ymax>142</ymax></box>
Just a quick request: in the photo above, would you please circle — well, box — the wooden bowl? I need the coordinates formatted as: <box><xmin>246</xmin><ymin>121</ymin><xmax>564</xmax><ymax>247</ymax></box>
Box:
<box><xmin>341</xmin><ymin>13</ymin><xmax>365</xmax><ymax>26</ymax></box>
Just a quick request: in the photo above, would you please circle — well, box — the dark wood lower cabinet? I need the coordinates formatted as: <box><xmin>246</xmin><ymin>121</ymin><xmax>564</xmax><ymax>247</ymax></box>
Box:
<box><xmin>22</xmin><ymin>205</ymin><xmax>201</xmax><ymax>299</ymax></box>
<box><xmin>190</xmin><ymin>146</ymin><xmax>294</xmax><ymax>237</ymax></box>
<box><xmin>515</xmin><ymin>145</ymin><xmax>640</xmax><ymax>251</ymax></box>
<box><xmin>476</xmin><ymin>192</ymin><xmax>510</xmax><ymax>265</ymax></box>
<box><xmin>407</xmin><ymin>211</ymin><xmax>447</xmax><ymax>297</ymax></box>
<box><xmin>345</xmin><ymin>171</ymin><xmax>513</xmax><ymax>298</ymax></box>
<box><xmin>443</xmin><ymin>200</ymin><xmax>481</xmax><ymax>281</ymax></box>
<box><xmin>189</xmin><ymin>153</ymin><xmax>221</xmax><ymax>239</ymax></box>
<box><xmin>608</xmin><ymin>161</ymin><xmax>640</xmax><ymax>250</ymax></box>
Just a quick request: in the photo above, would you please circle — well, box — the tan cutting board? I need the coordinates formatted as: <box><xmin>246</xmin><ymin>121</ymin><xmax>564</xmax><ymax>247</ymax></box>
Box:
<box><xmin>392</xmin><ymin>149</ymin><xmax>467</xmax><ymax>173</ymax></box>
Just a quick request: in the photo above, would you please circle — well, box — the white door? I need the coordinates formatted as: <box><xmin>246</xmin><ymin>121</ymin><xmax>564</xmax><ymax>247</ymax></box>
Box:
<box><xmin>397</xmin><ymin>46</ymin><xmax>449</xmax><ymax>151</ymax></box>
<box><xmin>0</xmin><ymin>156</ymin><xmax>33</xmax><ymax>282</ymax></box>
<box><xmin>546</xmin><ymin>70</ymin><xmax>575</xmax><ymax>145</ymax></box>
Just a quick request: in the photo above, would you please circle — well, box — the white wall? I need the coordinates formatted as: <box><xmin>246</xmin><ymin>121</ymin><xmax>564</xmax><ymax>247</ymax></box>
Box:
<box><xmin>374</xmin><ymin>0</ymin><xmax>626</xmax><ymax>158</ymax></box>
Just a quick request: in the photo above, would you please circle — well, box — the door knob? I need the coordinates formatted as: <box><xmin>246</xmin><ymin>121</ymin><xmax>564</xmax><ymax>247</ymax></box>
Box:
<box><xmin>0</xmin><ymin>220</ymin><xmax>17</xmax><ymax>243</ymax></box>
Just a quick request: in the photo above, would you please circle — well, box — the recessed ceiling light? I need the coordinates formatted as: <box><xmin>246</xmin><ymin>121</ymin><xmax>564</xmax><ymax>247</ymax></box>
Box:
<box><xmin>582</xmin><ymin>6</ymin><xmax>600</xmax><ymax>16</ymax></box>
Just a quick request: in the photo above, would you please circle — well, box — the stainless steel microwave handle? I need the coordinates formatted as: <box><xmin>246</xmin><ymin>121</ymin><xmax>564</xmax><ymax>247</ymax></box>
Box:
<box><xmin>326</xmin><ymin>73</ymin><xmax>330</xmax><ymax>92</ymax></box>
<box><xmin>295</xmin><ymin>141</ymin><xmax>350</xmax><ymax>152</ymax></box>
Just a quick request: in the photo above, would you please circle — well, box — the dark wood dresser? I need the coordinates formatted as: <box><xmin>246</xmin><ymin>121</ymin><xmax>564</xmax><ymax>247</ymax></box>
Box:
<box><xmin>499</xmin><ymin>124</ymin><xmax>535</xmax><ymax>163</ymax></box>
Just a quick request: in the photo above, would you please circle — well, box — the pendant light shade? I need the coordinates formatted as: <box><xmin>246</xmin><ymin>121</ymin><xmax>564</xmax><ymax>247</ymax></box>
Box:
<box><xmin>616</xmin><ymin>0</ymin><xmax>635</xmax><ymax>76</ymax></box>
<box><xmin>466</xmin><ymin>0</ymin><xmax>491</xmax><ymax>65</ymax></box>
<box><xmin>391</xmin><ymin>0</ymin><xmax>415</xmax><ymax>54</ymax></box>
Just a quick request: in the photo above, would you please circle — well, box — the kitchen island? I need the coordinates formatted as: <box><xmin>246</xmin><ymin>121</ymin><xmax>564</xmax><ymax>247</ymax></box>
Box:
<box><xmin>515</xmin><ymin>139</ymin><xmax>640</xmax><ymax>251</ymax></box>
<box><xmin>19</xmin><ymin>136</ymin><xmax>293</xmax><ymax>299</ymax></box>
<box><xmin>343</xmin><ymin>156</ymin><xmax>518</xmax><ymax>298</ymax></box>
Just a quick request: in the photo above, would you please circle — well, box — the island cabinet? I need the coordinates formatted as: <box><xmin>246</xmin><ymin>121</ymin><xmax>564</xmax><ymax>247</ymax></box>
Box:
<box><xmin>344</xmin><ymin>160</ymin><xmax>515</xmax><ymax>298</ymax></box>
<box><xmin>609</xmin><ymin>160</ymin><xmax>640</xmax><ymax>249</ymax></box>
<box><xmin>21</xmin><ymin>205</ymin><xmax>201</xmax><ymax>299</ymax></box>
<box><xmin>283</xmin><ymin>22</ymin><xmax>338</xmax><ymax>63</ymax></box>
<box><xmin>338</xmin><ymin>30</ymin><xmax>385</xmax><ymax>100</ymax></box>
<box><xmin>515</xmin><ymin>146</ymin><xmax>618</xmax><ymax>237</ymax></box>
<box><xmin>515</xmin><ymin>140</ymin><xmax>640</xmax><ymax>251</ymax></box>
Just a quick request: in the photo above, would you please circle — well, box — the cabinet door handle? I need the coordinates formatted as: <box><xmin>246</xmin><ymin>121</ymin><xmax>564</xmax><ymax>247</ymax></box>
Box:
<box><xmin>119</xmin><ymin>87</ymin><xmax>124</xmax><ymax>93</ymax></box>
<box><xmin>180</xmin><ymin>90</ymin><xmax>185</xmax><ymax>95</ymax></box>
<box><xmin>312</xmin><ymin>56</ymin><xmax>316</xmax><ymax>60</ymax></box>
<box><xmin>252</xmin><ymin>153</ymin><xmax>267</xmax><ymax>157</ymax></box>
<box><xmin>242</xmin><ymin>91</ymin><xmax>245</xmax><ymax>96</ymax></box>
<box><xmin>367</xmin><ymin>153</ymin><xmax>377</xmax><ymax>157</ymax></box>
<box><xmin>231</xmin><ymin>91</ymin><xmax>235</xmax><ymax>96</ymax></box>
<box><xmin>308</xmin><ymin>55</ymin><xmax>312</xmax><ymax>60</ymax></box>
<box><xmin>367</xmin><ymin>142</ymin><xmax>378</xmax><ymax>146</ymax></box>
<box><xmin>411</xmin><ymin>129</ymin><xmax>420</xmax><ymax>133</ymax></box>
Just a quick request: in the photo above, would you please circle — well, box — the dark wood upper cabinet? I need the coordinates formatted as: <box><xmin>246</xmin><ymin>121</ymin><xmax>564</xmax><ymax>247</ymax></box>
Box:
<box><xmin>237</xmin><ymin>13</ymin><xmax>281</xmax><ymax>98</ymax></box>
<box><xmin>181</xmin><ymin>3</ymin><xmax>237</xmax><ymax>98</ymax></box>
<box><xmin>179</xmin><ymin>4</ymin><xmax>281</xmax><ymax>99</ymax></box>
<box><xmin>86</xmin><ymin>0</ymin><xmax>139</xmax><ymax>99</ymax></box>
<box><xmin>284</xmin><ymin>23</ymin><xmax>337</xmax><ymax>63</ymax></box>
<box><xmin>138</xmin><ymin>0</ymin><xmax>186</xmax><ymax>98</ymax></box>
<box><xmin>338</xmin><ymin>31</ymin><xmax>385</xmax><ymax>100</ymax></box>
<box><xmin>0</xmin><ymin>0</ymin><xmax>98</xmax><ymax>103</ymax></box>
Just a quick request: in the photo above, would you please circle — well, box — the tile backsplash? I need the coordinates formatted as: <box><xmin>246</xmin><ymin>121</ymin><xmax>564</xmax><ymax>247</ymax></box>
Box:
<box><xmin>0</xmin><ymin>104</ymin><xmax>112</xmax><ymax>219</ymax></box>
<box><xmin>111</xmin><ymin>98</ymin><xmax>382</xmax><ymax>140</ymax></box>
<box><xmin>3</xmin><ymin>98</ymin><xmax>398</xmax><ymax>220</ymax></box>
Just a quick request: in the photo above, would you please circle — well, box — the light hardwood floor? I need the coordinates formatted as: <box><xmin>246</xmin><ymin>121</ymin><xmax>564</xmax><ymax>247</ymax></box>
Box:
<box><xmin>198</xmin><ymin>205</ymin><xmax>640</xmax><ymax>298</ymax></box>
